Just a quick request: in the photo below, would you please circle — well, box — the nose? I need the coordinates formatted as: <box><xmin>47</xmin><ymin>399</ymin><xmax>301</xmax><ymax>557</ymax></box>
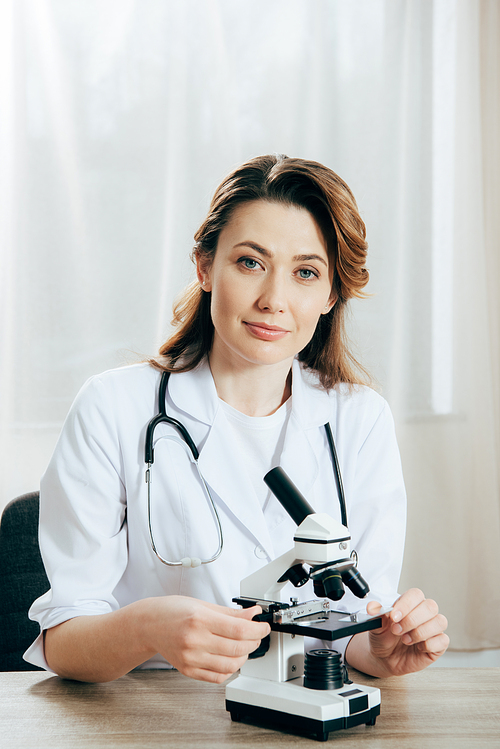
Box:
<box><xmin>257</xmin><ymin>272</ymin><xmax>286</xmax><ymax>314</ymax></box>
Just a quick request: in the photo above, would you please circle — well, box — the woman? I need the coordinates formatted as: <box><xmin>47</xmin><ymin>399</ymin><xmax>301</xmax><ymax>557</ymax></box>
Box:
<box><xmin>25</xmin><ymin>154</ymin><xmax>449</xmax><ymax>682</ymax></box>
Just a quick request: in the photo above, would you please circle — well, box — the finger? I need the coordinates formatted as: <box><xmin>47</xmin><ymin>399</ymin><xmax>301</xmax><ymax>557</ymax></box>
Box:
<box><xmin>227</xmin><ymin>605</ymin><xmax>264</xmax><ymax>620</ymax></box>
<box><xmin>172</xmin><ymin>627</ymin><xmax>256</xmax><ymax>675</ymax></box>
<box><xmin>391</xmin><ymin>598</ymin><xmax>440</xmax><ymax>637</ymax></box>
<box><xmin>181</xmin><ymin>664</ymin><xmax>244</xmax><ymax>684</ymax></box>
<box><xmin>203</xmin><ymin>631</ymin><xmax>265</xmax><ymax>659</ymax></box>
<box><xmin>365</xmin><ymin>601</ymin><xmax>396</xmax><ymax>635</ymax></box>
<box><xmin>201</xmin><ymin>601</ymin><xmax>262</xmax><ymax>617</ymax></box>
<box><xmin>400</xmin><ymin>613</ymin><xmax>448</xmax><ymax>646</ymax></box>
<box><xmin>202</xmin><ymin>602</ymin><xmax>267</xmax><ymax>626</ymax></box>
<box><xmin>416</xmin><ymin>632</ymin><xmax>450</xmax><ymax>655</ymax></box>
<box><xmin>390</xmin><ymin>588</ymin><xmax>426</xmax><ymax>626</ymax></box>
<box><xmin>208</xmin><ymin>608</ymin><xmax>270</xmax><ymax>642</ymax></box>
<box><xmin>366</xmin><ymin>600</ymin><xmax>383</xmax><ymax>615</ymax></box>
<box><xmin>188</xmin><ymin>669</ymin><xmax>230</xmax><ymax>684</ymax></box>
<box><xmin>182</xmin><ymin>646</ymin><xmax>251</xmax><ymax>675</ymax></box>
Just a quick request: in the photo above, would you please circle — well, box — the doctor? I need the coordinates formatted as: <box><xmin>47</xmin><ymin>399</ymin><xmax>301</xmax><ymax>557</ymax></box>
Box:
<box><xmin>25</xmin><ymin>154</ymin><xmax>449</xmax><ymax>682</ymax></box>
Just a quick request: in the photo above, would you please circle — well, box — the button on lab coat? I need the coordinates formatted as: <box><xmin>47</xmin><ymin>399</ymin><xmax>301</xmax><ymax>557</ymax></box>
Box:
<box><xmin>24</xmin><ymin>359</ymin><xmax>406</xmax><ymax>670</ymax></box>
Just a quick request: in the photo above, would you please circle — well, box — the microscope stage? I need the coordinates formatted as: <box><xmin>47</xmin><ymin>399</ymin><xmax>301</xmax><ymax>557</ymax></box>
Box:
<box><xmin>271</xmin><ymin>609</ymin><xmax>384</xmax><ymax>640</ymax></box>
<box><xmin>233</xmin><ymin>598</ymin><xmax>386</xmax><ymax>641</ymax></box>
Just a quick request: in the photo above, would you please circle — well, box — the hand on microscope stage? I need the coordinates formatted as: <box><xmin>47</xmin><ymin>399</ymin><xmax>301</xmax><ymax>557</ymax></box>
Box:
<box><xmin>44</xmin><ymin>595</ymin><xmax>270</xmax><ymax>684</ymax></box>
<box><xmin>146</xmin><ymin>596</ymin><xmax>271</xmax><ymax>684</ymax></box>
<box><xmin>345</xmin><ymin>588</ymin><xmax>449</xmax><ymax>677</ymax></box>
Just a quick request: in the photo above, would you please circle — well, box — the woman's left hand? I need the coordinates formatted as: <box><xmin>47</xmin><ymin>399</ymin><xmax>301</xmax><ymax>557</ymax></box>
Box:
<box><xmin>347</xmin><ymin>588</ymin><xmax>449</xmax><ymax>677</ymax></box>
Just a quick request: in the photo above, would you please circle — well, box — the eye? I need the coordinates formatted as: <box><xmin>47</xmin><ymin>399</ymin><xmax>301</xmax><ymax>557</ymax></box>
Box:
<box><xmin>297</xmin><ymin>268</ymin><xmax>319</xmax><ymax>280</ymax></box>
<box><xmin>238</xmin><ymin>257</ymin><xmax>261</xmax><ymax>270</ymax></box>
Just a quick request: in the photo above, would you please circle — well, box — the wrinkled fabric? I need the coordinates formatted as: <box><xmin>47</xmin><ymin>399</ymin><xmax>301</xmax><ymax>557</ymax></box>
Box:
<box><xmin>24</xmin><ymin>359</ymin><xmax>406</xmax><ymax>670</ymax></box>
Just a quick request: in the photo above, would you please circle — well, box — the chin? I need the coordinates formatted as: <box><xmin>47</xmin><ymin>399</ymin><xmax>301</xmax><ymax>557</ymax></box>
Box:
<box><xmin>239</xmin><ymin>349</ymin><xmax>296</xmax><ymax>369</ymax></box>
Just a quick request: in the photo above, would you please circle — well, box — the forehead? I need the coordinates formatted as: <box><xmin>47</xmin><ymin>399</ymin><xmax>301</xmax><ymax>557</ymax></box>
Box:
<box><xmin>218</xmin><ymin>200</ymin><xmax>329</xmax><ymax>259</ymax></box>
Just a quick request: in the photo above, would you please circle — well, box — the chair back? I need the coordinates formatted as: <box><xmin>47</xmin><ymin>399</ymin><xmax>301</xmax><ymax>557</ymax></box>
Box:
<box><xmin>0</xmin><ymin>492</ymin><xmax>49</xmax><ymax>671</ymax></box>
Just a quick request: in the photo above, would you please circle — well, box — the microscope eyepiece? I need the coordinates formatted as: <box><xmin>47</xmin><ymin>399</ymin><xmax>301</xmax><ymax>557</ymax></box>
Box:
<box><xmin>264</xmin><ymin>467</ymin><xmax>315</xmax><ymax>526</ymax></box>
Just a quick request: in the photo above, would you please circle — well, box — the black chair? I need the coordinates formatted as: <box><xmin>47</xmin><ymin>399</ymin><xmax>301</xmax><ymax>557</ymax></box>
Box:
<box><xmin>0</xmin><ymin>491</ymin><xmax>50</xmax><ymax>670</ymax></box>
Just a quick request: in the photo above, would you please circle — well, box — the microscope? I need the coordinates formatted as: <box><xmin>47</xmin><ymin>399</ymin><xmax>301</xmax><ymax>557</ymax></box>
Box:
<box><xmin>225</xmin><ymin>467</ymin><xmax>384</xmax><ymax>742</ymax></box>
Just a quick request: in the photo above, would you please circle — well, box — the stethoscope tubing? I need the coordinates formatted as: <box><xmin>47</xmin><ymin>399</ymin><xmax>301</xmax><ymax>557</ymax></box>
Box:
<box><xmin>144</xmin><ymin>371</ymin><xmax>347</xmax><ymax>567</ymax></box>
<box><xmin>145</xmin><ymin>371</ymin><xmax>223</xmax><ymax>567</ymax></box>
<box><xmin>146</xmin><ymin>447</ymin><xmax>223</xmax><ymax>567</ymax></box>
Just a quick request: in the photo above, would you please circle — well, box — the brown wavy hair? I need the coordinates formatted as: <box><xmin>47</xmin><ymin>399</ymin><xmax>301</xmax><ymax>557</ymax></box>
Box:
<box><xmin>151</xmin><ymin>154</ymin><xmax>370</xmax><ymax>390</ymax></box>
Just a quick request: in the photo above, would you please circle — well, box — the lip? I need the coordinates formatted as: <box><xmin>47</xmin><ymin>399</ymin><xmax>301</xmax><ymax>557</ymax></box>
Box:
<box><xmin>243</xmin><ymin>321</ymin><xmax>290</xmax><ymax>341</ymax></box>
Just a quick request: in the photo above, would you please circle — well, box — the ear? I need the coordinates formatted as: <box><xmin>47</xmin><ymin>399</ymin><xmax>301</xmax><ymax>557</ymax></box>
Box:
<box><xmin>196</xmin><ymin>252</ymin><xmax>212</xmax><ymax>292</ymax></box>
<box><xmin>321</xmin><ymin>293</ymin><xmax>337</xmax><ymax>315</ymax></box>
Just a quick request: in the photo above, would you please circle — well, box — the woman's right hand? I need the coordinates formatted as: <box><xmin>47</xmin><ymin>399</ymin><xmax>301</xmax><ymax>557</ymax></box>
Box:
<box><xmin>44</xmin><ymin>595</ymin><xmax>270</xmax><ymax>684</ymax></box>
<box><xmin>143</xmin><ymin>596</ymin><xmax>270</xmax><ymax>683</ymax></box>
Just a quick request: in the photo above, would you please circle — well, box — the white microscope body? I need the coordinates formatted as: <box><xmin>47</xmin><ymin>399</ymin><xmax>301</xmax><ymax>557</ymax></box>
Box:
<box><xmin>225</xmin><ymin>468</ymin><xmax>382</xmax><ymax>742</ymax></box>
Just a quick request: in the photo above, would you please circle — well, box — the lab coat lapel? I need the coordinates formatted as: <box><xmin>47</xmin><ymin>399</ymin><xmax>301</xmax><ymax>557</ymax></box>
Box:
<box><xmin>168</xmin><ymin>361</ymin><xmax>218</xmax><ymax>425</ymax></box>
<box><xmin>279</xmin><ymin>415</ymin><xmax>320</xmax><ymax>502</ymax></box>
<box><xmin>279</xmin><ymin>359</ymin><xmax>332</xmax><ymax>502</ymax></box>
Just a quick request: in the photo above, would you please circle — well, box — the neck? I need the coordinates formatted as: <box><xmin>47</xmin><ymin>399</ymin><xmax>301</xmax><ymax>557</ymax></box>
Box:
<box><xmin>208</xmin><ymin>356</ymin><xmax>292</xmax><ymax>417</ymax></box>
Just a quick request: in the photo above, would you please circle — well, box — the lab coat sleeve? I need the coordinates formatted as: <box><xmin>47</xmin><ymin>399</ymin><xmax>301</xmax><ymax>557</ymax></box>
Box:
<box><xmin>24</xmin><ymin>374</ymin><xmax>128</xmax><ymax>670</ymax></box>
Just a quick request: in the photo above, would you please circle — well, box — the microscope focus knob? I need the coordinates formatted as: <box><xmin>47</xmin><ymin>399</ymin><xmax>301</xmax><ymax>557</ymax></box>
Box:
<box><xmin>248</xmin><ymin>612</ymin><xmax>272</xmax><ymax>659</ymax></box>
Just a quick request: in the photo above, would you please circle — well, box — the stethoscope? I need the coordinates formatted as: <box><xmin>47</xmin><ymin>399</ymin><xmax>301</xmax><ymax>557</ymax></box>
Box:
<box><xmin>144</xmin><ymin>371</ymin><xmax>347</xmax><ymax>568</ymax></box>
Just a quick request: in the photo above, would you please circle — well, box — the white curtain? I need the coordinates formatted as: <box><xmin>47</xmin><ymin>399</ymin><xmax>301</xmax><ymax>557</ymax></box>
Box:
<box><xmin>1</xmin><ymin>0</ymin><xmax>498</xmax><ymax>650</ymax></box>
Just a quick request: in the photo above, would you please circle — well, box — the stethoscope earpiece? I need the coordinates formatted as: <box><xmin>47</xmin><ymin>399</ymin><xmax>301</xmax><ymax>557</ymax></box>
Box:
<box><xmin>181</xmin><ymin>557</ymin><xmax>202</xmax><ymax>568</ymax></box>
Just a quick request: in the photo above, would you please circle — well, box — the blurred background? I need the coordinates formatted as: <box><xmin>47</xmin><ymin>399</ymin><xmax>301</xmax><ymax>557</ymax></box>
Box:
<box><xmin>1</xmin><ymin>0</ymin><xmax>499</xmax><ymax>661</ymax></box>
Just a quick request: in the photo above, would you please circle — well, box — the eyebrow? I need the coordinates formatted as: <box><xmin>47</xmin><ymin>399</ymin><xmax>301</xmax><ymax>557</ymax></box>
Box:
<box><xmin>234</xmin><ymin>241</ymin><xmax>328</xmax><ymax>268</ymax></box>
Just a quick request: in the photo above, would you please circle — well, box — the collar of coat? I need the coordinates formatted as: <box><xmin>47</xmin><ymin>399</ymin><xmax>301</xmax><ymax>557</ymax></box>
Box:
<box><xmin>164</xmin><ymin>359</ymin><xmax>338</xmax><ymax>558</ymax></box>
<box><xmin>167</xmin><ymin>357</ymin><xmax>333</xmax><ymax>431</ymax></box>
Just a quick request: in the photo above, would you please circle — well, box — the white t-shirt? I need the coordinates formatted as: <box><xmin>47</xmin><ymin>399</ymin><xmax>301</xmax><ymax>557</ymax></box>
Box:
<box><xmin>220</xmin><ymin>398</ymin><xmax>292</xmax><ymax>509</ymax></box>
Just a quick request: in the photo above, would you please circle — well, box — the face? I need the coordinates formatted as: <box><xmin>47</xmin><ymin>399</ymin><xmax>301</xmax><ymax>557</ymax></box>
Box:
<box><xmin>197</xmin><ymin>200</ymin><xmax>336</xmax><ymax>374</ymax></box>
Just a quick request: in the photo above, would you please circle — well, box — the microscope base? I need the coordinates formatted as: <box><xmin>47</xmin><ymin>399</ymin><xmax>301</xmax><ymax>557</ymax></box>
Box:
<box><xmin>226</xmin><ymin>675</ymin><xmax>380</xmax><ymax>742</ymax></box>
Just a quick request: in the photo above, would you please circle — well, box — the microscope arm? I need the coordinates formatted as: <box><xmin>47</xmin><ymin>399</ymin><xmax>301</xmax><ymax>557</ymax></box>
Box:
<box><xmin>240</xmin><ymin>547</ymin><xmax>301</xmax><ymax>601</ymax></box>
<box><xmin>240</xmin><ymin>512</ymin><xmax>352</xmax><ymax>601</ymax></box>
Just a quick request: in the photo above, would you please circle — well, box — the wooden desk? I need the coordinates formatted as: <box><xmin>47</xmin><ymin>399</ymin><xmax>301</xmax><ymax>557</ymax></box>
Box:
<box><xmin>1</xmin><ymin>668</ymin><xmax>499</xmax><ymax>748</ymax></box>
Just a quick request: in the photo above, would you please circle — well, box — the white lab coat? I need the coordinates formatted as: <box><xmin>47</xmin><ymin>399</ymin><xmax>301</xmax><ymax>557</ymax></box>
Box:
<box><xmin>24</xmin><ymin>358</ymin><xmax>406</xmax><ymax>670</ymax></box>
